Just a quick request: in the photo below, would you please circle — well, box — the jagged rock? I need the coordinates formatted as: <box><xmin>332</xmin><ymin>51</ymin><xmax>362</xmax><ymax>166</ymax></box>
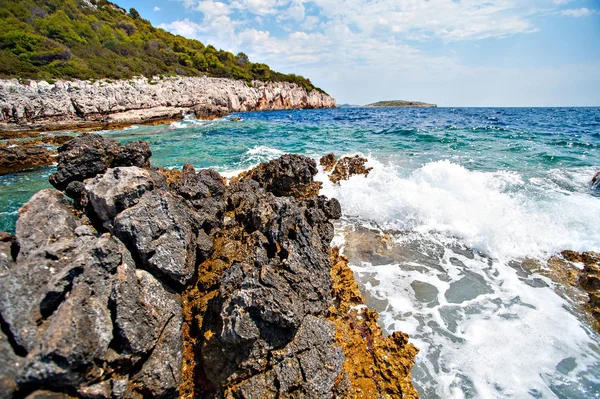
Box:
<box><xmin>319</xmin><ymin>153</ymin><xmax>336</xmax><ymax>172</ymax></box>
<box><xmin>0</xmin><ymin>328</ymin><xmax>20</xmax><ymax>399</ymax></box>
<box><xmin>113</xmin><ymin>141</ymin><xmax>152</xmax><ymax>169</ymax></box>
<box><xmin>0</xmin><ymin>134</ymin><xmax>417</xmax><ymax>399</ymax></box>
<box><xmin>49</xmin><ymin>133</ymin><xmax>121</xmax><ymax>190</ymax></box>
<box><xmin>320</xmin><ymin>154</ymin><xmax>373</xmax><ymax>184</ymax></box>
<box><xmin>328</xmin><ymin>249</ymin><xmax>419</xmax><ymax>399</ymax></box>
<box><xmin>113</xmin><ymin>191</ymin><xmax>200</xmax><ymax>288</ymax></box>
<box><xmin>547</xmin><ymin>250</ymin><xmax>600</xmax><ymax>332</ymax></box>
<box><xmin>0</xmin><ymin>146</ymin><xmax>54</xmax><ymax>176</ymax></box>
<box><xmin>0</xmin><ymin>77</ymin><xmax>336</xmax><ymax>131</ymax></box>
<box><xmin>49</xmin><ymin>134</ymin><xmax>151</xmax><ymax>190</ymax></box>
<box><xmin>236</xmin><ymin>154</ymin><xmax>322</xmax><ymax>200</ymax></box>
<box><xmin>85</xmin><ymin>167</ymin><xmax>154</xmax><ymax>223</ymax></box>
<box><xmin>15</xmin><ymin>189</ymin><xmax>79</xmax><ymax>259</ymax></box>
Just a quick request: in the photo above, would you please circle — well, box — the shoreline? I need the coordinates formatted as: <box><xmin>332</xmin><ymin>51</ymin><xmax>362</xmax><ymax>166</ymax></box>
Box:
<box><xmin>0</xmin><ymin>76</ymin><xmax>336</xmax><ymax>137</ymax></box>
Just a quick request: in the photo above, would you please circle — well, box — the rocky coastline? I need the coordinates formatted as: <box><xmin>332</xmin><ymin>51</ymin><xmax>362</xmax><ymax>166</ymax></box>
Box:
<box><xmin>0</xmin><ymin>77</ymin><xmax>336</xmax><ymax>134</ymax></box>
<box><xmin>0</xmin><ymin>133</ymin><xmax>417</xmax><ymax>398</ymax></box>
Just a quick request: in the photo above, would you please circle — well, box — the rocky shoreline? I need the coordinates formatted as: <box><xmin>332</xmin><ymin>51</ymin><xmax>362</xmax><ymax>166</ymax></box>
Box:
<box><xmin>0</xmin><ymin>134</ymin><xmax>417</xmax><ymax>398</ymax></box>
<box><xmin>0</xmin><ymin>77</ymin><xmax>336</xmax><ymax>135</ymax></box>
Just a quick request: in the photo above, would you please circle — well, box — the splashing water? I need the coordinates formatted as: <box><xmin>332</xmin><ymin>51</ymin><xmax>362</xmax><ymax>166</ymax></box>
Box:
<box><xmin>1</xmin><ymin>107</ymin><xmax>600</xmax><ymax>397</ymax></box>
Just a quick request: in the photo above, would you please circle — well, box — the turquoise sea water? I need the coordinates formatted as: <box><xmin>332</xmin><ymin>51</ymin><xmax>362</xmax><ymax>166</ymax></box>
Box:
<box><xmin>1</xmin><ymin>107</ymin><xmax>600</xmax><ymax>398</ymax></box>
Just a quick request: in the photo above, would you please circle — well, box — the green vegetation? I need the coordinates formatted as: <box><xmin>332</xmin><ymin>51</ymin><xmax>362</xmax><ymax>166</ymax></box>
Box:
<box><xmin>0</xmin><ymin>0</ymin><xmax>322</xmax><ymax>92</ymax></box>
<box><xmin>364</xmin><ymin>100</ymin><xmax>437</xmax><ymax>108</ymax></box>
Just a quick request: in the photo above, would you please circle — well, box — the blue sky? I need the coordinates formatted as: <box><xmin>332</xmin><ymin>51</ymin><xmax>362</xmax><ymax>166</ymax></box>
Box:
<box><xmin>115</xmin><ymin>0</ymin><xmax>599</xmax><ymax>106</ymax></box>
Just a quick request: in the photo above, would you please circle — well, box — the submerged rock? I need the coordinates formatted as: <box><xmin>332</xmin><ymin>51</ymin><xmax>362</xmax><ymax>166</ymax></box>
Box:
<box><xmin>319</xmin><ymin>154</ymin><xmax>373</xmax><ymax>184</ymax></box>
<box><xmin>0</xmin><ymin>134</ymin><xmax>418</xmax><ymax>398</ymax></box>
<box><xmin>0</xmin><ymin>145</ymin><xmax>54</xmax><ymax>176</ymax></box>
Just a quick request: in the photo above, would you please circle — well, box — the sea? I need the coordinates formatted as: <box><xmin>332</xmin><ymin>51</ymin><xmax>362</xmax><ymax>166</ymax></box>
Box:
<box><xmin>2</xmin><ymin>107</ymin><xmax>600</xmax><ymax>398</ymax></box>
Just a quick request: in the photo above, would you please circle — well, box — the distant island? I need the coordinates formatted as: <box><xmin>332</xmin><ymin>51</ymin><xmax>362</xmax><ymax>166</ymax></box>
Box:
<box><xmin>364</xmin><ymin>100</ymin><xmax>437</xmax><ymax>108</ymax></box>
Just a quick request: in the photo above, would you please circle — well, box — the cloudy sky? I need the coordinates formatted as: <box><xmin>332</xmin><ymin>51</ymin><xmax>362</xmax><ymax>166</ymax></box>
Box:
<box><xmin>116</xmin><ymin>0</ymin><xmax>599</xmax><ymax>106</ymax></box>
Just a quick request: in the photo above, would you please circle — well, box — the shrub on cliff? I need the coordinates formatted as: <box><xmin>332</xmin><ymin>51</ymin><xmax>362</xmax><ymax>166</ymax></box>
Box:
<box><xmin>0</xmin><ymin>0</ymin><xmax>324</xmax><ymax>92</ymax></box>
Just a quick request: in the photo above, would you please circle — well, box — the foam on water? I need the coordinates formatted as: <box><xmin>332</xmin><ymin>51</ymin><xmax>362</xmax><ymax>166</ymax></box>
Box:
<box><xmin>319</xmin><ymin>158</ymin><xmax>600</xmax><ymax>259</ymax></box>
<box><xmin>320</xmin><ymin>156</ymin><xmax>600</xmax><ymax>398</ymax></box>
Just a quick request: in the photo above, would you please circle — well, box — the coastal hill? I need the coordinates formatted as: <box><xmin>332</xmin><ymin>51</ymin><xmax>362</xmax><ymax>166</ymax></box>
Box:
<box><xmin>0</xmin><ymin>0</ymin><xmax>336</xmax><ymax>132</ymax></box>
<box><xmin>364</xmin><ymin>100</ymin><xmax>437</xmax><ymax>108</ymax></box>
<box><xmin>0</xmin><ymin>0</ymin><xmax>320</xmax><ymax>92</ymax></box>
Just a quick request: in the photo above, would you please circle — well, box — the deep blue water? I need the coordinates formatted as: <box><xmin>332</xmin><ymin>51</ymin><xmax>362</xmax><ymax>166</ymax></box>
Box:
<box><xmin>1</xmin><ymin>107</ymin><xmax>600</xmax><ymax>398</ymax></box>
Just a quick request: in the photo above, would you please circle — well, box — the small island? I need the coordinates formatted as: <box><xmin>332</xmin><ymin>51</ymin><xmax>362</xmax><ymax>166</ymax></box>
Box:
<box><xmin>364</xmin><ymin>100</ymin><xmax>437</xmax><ymax>108</ymax></box>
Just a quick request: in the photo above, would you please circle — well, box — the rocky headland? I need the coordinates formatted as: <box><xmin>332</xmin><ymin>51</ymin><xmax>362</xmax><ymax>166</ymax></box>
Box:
<box><xmin>0</xmin><ymin>77</ymin><xmax>336</xmax><ymax>134</ymax></box>
<box><xmin>363</xmin><ymin>100</ymin><xmax>436</xmax><ymax>108</ymax></box>
<box><xmin>0</xmin><ymin>134</ymin><xmax>417</xmax><ymax>398</ymax></box>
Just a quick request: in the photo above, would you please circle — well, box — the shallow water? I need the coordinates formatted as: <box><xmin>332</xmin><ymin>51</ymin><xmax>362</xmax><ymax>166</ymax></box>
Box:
<box><xmin>1</xmin><ymin>107</ymin><xmax>600</xmax><ymax>397</ymax></box>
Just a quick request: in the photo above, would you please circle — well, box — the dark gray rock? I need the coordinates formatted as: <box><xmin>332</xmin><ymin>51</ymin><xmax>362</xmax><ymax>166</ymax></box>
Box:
<box><xmin>239</xmin><ymin>154</ymin><xmax>321</xmax><ymax>199</ymax></box>
<box><xmin>0</xmin><ymin>328</ymin><xmax>20</xmax><ymax>399</ymax></box>
<box><xmin>113</xmin><ymin>191</ymin><xmax>200</xmax><ymax>287</ymax></box>
<box><xmin>85</xmin><ymin>167</ymin><xmax>154</xmax><ymax>223</ymax></box>
<box><xmin>49</xmin><ymin>134</ymin><xmax>153</xmax><ymax>191</ymax></box>
<box><xmin>49</xmin><ymin>133</ymin><xmax>121</xmax><ymax>190</ymax></box>
<box><xmin>15</xmin><ymin>189</ymin><xmax>79</xmax><ymax>259</ymax></box>
<box><xmin>113</xmin><ymin>141</ymin><xmax>152</xmax><ymax>169</ymax></box>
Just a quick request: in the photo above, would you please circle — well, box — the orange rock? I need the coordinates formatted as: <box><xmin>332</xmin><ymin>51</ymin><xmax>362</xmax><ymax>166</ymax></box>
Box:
<box><xmin>328</xmin><ymin>248</ymin><xmax>419</xmax><ymax>398</ymax></box>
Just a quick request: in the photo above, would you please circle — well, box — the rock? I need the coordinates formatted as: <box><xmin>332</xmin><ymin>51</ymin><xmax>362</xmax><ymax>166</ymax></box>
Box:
<box><xmin>0</xmin><ymin>141</ymin><xmax>418</xmax><ymax>398</ymax></box>
<box><xmin>592</xmin><ymin>172</ymin><xmax>600</xmax><ymax>191</ymax></box>
<box><xmin>15</xmin><ymin>189</ymin><xmax>79</xmax><ymax>259</ymax></box>
<box><xmin>0</xmin><ymin>183</ymin><xmax>183</xmax><ymax>396</ymax></box>
<box><xmin>328</xmin><ymin>249</ymin><xmax>420</xmax><ymax>399</ymax></box>
<box><xmin>547</xmin><ymin>250</ymin><xmax>600</xmax><ymax>332</ymax></box>
<box><xmin>113</xmin><ymin>141</ymin><xmax>152</xmax><ymax>169</ymax></box>
<box><xmin>236</xmin><ymin>154</ymin><xmax>322</xmax><ymax>200</ymax></box>
<box><xmin>321</xmin><ymin>154</ymin><xmax>373</xmax><ymax>184</ymax></box>
<box><xmin>0</xmin><ymin>145</ymin><xmax>54</xmax><ymax>175</ymax></box>
<box><xmin>113</xmin><ymin>191</ymin><xmax>200</xmax><ymax>287</ymax></box>
<box><xmin>0</xmin><ymin>77</ymin><xmax>336</xmax><ymax>131</ymax></box>
<box><xmin>319</xmin><ymin>153</ymin><xmax>336</xmax><ymax>172</ymax></box>
<box><xmin>49</xmin><ymin>133</ymin><xmax>121</xmax><ymax>190</ymax></box>
<box><xmin>49</xmin><ymin>134</ymin><xmax>152</xmax><ymax>191</ymax></box>
<box><xmin>85</xmin><ymin>167</ymin><xmax>154</xmax><ymax>223</ymax></box>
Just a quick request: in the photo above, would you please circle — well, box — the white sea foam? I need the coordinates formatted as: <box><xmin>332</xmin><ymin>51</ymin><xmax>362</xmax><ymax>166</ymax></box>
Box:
<box><xmin>321</xmin><ymin>156</ymin><xmax>600</xmax><ymax>398</ymax></box>
<box><xmin>243</xmin><ymin>145</ymin><xmax>285</xmax><ymax>165</ymax></box>
<box><xmin>319</xmin><ymin>158</ymin><xmax>600</xmax><ymax>260</ymax></box>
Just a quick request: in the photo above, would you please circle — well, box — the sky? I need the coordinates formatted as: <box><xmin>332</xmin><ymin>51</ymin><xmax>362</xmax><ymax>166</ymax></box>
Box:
<box><xmin>114</xmin><ymin>0</ymin><xmax>600</xmax><ymax>106</ymax></box>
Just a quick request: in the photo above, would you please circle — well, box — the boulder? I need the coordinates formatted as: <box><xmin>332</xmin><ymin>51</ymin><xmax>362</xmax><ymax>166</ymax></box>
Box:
<box><xmin>113</xmin><ymin>191</ymin><xmax>201</xmax><ymax>288</ymax></box>
<box><xmin>236</xmin><ymin>154</ymin><xmax>322</xmax><ymax>200</ymax></box>
<box><xmin>592</xmin><ymin>171</ymin><xmax>600</xmax><ymax>191</ymax></box>
<box><xmin>49</xmin><ymin>134</ymin><xmax>152</xmax><ymax>190</ymax></box>
<box><xmin>85</xmin><ymin>167</ymin><xmax>154</xmax><ymax>223</ymax></box>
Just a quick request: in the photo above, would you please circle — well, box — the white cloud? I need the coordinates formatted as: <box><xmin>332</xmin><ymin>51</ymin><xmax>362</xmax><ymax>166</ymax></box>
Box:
<box><xmin>154</xmin><ymin>6</ymin><xmax>161</xmax><ymax>11</ymax></box>
<box><xmin>194</xmin><ymin>1</ymin><xmax>232</xmax><ymax>18</ymax></box>
<box><xmin>560</xmin><ymin>8</ymin><xmax>596</xmax><ymax>17</ymax></box>
<box><xmin>159</xmin><ymin>18</ymin><xmax>203</xmax><ymax>38</ymax></box>
<box><xmin>553</xmin><ymin>0</ymin><xmax>573</xmax><ymax>4</ymax></box>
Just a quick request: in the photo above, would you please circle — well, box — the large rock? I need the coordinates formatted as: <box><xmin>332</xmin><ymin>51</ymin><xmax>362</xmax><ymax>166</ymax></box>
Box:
<box><xmin>113</xmin><ymin>191</ymin><xmax>201</xmax><ymax>288</ymax></box>
<box><xmin>237</xmin><ymin>154</ymin><xmax>322</xmax><ymax>200</ymax></box>
<box><xmin>0</xmin><ymin>145</ymin><xmax>54</xmax><ymax>176</ymax></box>
<box><xmin>49</xmin><ymin>134</ymin><xmax>151</xmax><ymax>190</ymax></box>
<box><xmin>85</xmin><ymin>167</ymin><xmax>154</xmax><ymax>223</ymax></box>
<box><xmin>592</xmin><ymin>171</ymin><xmax>600</xmax><ymax>191</ymax></box>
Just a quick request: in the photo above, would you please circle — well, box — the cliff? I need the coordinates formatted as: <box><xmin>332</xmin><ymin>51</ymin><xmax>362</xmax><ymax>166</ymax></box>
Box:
<box><xmin>0</xmin><ymin>134</ymin><xmax>417</xmax><ymax>398</ymax></box>
<box><xmin>0</xmin><ymin>77</ymin><xmax>336</xmax><ymax>133</ymax></box>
